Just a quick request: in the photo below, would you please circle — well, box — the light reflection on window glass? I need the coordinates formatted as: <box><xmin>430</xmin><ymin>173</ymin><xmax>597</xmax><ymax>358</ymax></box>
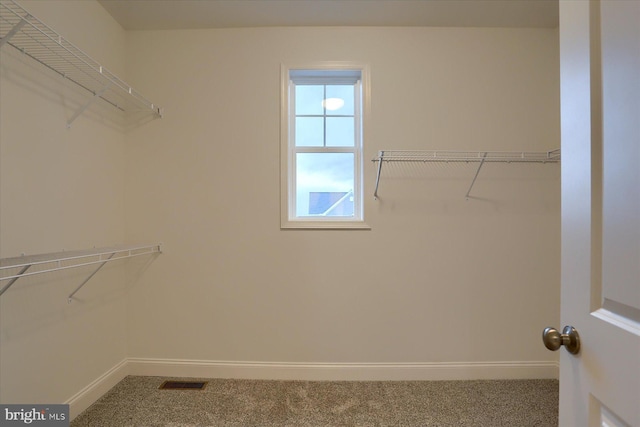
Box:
<box><xmin>326</xmin><ymin>85</ymin><xmax>354</xmax><ymax>115</ymax></box>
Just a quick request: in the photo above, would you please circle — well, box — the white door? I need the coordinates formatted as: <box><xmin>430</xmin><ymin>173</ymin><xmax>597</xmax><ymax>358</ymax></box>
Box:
<box><xmin>558</xmin><ymin>0</ymin><xmax>640</xmax><ymax>426</ymax></box>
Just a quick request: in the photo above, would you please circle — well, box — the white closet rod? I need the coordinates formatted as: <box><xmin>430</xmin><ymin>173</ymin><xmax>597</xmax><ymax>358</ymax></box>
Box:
<box><xmin>372</xmin><ymin>149</ymin><xmax>561</xmax><ymax>199</ymax></box>
<box><xmin>0</xmin><ymin>244</ymin><xmax>162</xmax><ymax>301</ymax></box>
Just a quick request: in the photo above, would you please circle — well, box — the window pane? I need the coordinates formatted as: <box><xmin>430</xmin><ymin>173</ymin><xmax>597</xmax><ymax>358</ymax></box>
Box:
<box><xmin>295</xmin><ymin>117</ymin><xmax>324</xmax><ymax>147</ymax></box>
<box><xmin>296</xmin><ymin>153</ymin><xmax>354</xmax><ymax>217</ymax></box>
<box><xmin>326</xmin><ymin>117</ymin><xmax>354</xmax><ymax>147</ymax></box>
<box><xmin>325</xmin><ymin>85</ymin><xmax>355</xmax><ymax>115</ymax></box>
<box><xmin>295</xmin><ymin>85</ymin><xmax>324</xmax><ymax>115</ymax></box>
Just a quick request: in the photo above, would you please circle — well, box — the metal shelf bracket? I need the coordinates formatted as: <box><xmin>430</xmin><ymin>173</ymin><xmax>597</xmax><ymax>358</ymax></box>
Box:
<box><xmin>66</xmin><ymin>83</ymin><xmax>111</xmax><ymax>128</ymax></box>
<box><xmin>466</xmin><ymin>152</ymin><xmax>488</xmax><ymax>200</ymax></box>
<box><xmin>0</xmin><ymin>11</ymin><xmax>26</xmax><ymax>48</ymax></box>
<box><xmin>374</xmin><ymin>150</ymin><xmax>385</xmax><ymax>200</ymax></box>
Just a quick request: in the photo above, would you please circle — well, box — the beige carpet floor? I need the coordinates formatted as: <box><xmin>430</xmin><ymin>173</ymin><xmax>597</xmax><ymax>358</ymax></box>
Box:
<box><xmin>71</xmin><ymin>376</ymin><xmax>558</xmax><ymax>426</ymax></box>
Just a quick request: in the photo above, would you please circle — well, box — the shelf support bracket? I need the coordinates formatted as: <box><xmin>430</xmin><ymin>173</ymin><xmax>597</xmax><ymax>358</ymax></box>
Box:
<box><xmin>66</xmin><ymin>84</ymin><xmax>111</xmax><ymax>128</ymax></box>
<box><xmin>0</xmin><ymin>264</ymin><xmax>31</xmax><ymax>297</ymax></box>
<box><xmin>374</xmin><ymin>150</ymin><xmax>385</xmax><ymax>200</ymax></box>
<box><xmin>0</xmin><ymin>16</ymin><xmax>28</xmax><ymax>49</ymax></box>
<box><xmin>466</xmin><ymin>152</ymin><xmax>488</xmax><ymax>200</ymax></box>
<box><xmin>67</xmin><ymin>252</ymin><xmax>115</xmax><ymax>303</ymax></box>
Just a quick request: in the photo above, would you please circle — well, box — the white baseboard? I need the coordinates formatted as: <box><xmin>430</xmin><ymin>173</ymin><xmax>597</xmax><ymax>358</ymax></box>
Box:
<box><xmin>65</xmin><ymin>358</ymin><xmax>129</xmax><ymax>420</ymax></box>
<box><xmin>127</xmin><ymin>358</ymin><xmax>559</xmax><ymax>382</ymax></box>
<box><xmin>66</xmin><ymin>358</ymin><xmax>558</xmax><ymax>420</ymax></box>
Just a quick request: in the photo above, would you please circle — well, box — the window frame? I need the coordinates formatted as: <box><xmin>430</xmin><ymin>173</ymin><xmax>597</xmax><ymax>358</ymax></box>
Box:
<box><xmin>280</xmin><ymin>62</ymin><xmax>370</xmax><ymax>229</ymax></box>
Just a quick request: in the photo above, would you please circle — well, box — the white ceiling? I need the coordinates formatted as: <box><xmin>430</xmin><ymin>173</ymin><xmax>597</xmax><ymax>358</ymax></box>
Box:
<box><xmin>97</xmin><ymin>0</ymin><xmax>559</xmax><ymax>31</ymax></box>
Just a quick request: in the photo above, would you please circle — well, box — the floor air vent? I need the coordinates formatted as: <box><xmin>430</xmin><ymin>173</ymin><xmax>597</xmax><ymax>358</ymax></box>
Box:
<box><xmin>159</xmin><ymin>381</ymin><xmax>208</xmax><ymax>390</ymax></box>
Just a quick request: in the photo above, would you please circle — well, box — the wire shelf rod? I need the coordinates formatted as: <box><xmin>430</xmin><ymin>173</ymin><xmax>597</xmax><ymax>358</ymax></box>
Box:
<box><xmin>0</xmin><ymin>244</ymin><xmax>162</xmax><ymax>275</ymax></box>
<box><xmin>1</xmin><ymin>13</ymin><xmax>115</xmax><ymax>97</ymax></box>
<box><xmin>5</xmin><ymin>33</ymin><xmax>116</xmax><ymax>101</ymax></box>
<box><xmin>372</xmin><ymin>149</ymin><xmax>561</xmax><ymax>163</ymax></box>
<box><xmin>371</xmin><ymin>148</ymin><xmax>560</xmax><ymax>199</ymax></box>
<box><xmin>0</xmin><ymin>244</ymin><xmax>162</xmax><ymax>298</ymax></box>
<box><xmin>0</xmin><ymin>0</ymin><xmax>162</xmax><ymax>120</ymax></box>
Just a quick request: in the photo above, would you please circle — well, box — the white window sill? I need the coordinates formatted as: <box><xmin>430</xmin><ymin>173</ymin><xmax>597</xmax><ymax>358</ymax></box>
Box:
<box><xmin>281</xmin><ymin>221</ymin><xmax>371</xmax><ymax>230</ymax></box>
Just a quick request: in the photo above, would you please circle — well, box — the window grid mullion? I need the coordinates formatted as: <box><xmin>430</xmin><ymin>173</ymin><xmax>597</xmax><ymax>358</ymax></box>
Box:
<box><xmin>296</xmin><ymin>114</ymin><xmax>354</xmax><ymax>118</ymax></box>
<box><xmin>289</xmin><ymin>81</ymin><xmax>298</xmax><ymax>220</ymax></box>
<box><xmin>294</xmin><ymin>146</ymin><xmax>355</xmax><ymax>154</ymax></box>
<box><xmin>353</xmin><ymin>80</ymin><xmax>362</xmax><ymax>217</ymax></box>
<box><xmin>323</xmin><ymin>84</ymin><xmax>327</xmax><ymax>148</ymax></box>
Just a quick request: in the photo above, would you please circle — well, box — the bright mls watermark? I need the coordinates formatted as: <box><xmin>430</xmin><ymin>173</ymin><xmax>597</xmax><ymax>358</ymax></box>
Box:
<box><xmin>0</xmin><ymin>405</ymin><xmax>69</xmax><ymax>426</ymax></box>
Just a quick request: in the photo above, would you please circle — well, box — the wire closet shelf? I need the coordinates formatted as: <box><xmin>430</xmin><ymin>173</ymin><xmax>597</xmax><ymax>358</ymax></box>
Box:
<box><xmin>0</xmin><ymin>0</ymin><xmax>162</xmax><ymax>127</ymax></box>
<box><xmin>0</xmin><ymin>244</ymin><xmax>162</xmax><ymax>301</ymax></box>
<box><xmin>372</xmin><ymin>149</ymin><xmax>561</xmax><ymax>199</ymax></box>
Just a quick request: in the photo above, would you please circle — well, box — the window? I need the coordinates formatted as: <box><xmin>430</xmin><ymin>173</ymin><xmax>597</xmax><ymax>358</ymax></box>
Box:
<box><xmin>281</xmin><ymin>63</ymin><xmax>369</xmax><ymax>229</ymax></box>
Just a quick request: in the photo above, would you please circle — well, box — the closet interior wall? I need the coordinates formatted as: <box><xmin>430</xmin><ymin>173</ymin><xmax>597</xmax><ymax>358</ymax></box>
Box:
<box><xmin>124</xmin><ymin>27</ymin><xmax>560</xmax><ymax>372</ymax></box>
<box><xmin>0</xmin><ymin>0</ymin><xmax>561</xmax><ymax>417</ymax></box>
<box><xmin>0</xmin><ymin>0</ymin><xmax>129</xmax><ymax>408</ymax></box>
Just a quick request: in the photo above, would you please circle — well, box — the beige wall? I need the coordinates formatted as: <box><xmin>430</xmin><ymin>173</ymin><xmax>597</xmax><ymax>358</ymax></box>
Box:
<box><xmin>0</xmin><ymin>0</ymin><xmax>560</xmax><ymax>411</ymax></box>
<box><xmin>0</xmin><ymin>0</ymin><xmax>128</xmax><ymax>407</ymax></box>
<box><xmin>124</xmin><ymin>27</ymin><xmax>560</xmax><ymax>366</ymax></box>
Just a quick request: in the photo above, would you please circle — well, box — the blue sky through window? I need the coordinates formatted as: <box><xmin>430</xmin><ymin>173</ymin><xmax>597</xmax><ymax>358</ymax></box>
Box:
<box><xmin>296</xmin><ymin>153</ymin><xmax>354</xmax><ymax>216</ymax></box>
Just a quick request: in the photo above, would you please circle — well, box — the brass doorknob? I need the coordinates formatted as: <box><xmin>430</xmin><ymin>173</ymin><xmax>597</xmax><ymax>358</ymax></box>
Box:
<box><xmin>542</xmin><ymin>326</ymin><xmax>581</xmax><ymax>354</ymax></box>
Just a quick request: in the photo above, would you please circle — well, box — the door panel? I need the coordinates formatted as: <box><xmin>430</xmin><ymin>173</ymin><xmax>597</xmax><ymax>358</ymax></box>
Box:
<box><xmin>600</xmin><ymin>0</ymin><xmax>640</xmax><ymax>312</ymax></box>
<box><xmin>560</xmin><ymin>1</ymin><xmax>640</xmax><ymax>426</ymax></box>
